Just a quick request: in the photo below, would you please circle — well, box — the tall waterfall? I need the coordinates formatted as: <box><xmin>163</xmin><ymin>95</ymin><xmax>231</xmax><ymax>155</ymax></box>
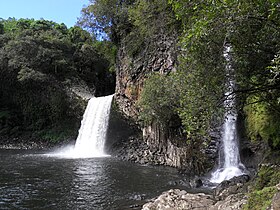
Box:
<box><xmin>73</xmin><ymin>94</ymin><xmax>114</xmax><ymax>158</ymax></box>
<box><xmin>210</xmin><ymin>45</ymin><xmax>245</xmax><ymax>183</ymax></box>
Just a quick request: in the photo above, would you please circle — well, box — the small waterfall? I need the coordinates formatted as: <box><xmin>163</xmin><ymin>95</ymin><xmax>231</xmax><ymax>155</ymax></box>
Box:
<box><xmin>210</xmin><ymin>45</ymin><xmax>245</xmax><ymax>183</ymax></box>
<box><xmin>46</xmin><ymin>94</ymin><xmax>113</xmax><ymax>158</ymax></box>
<box><xmin>73</xmin><ymin>94</ymin><xmax>114</xmax><ymax>158</ymax></box>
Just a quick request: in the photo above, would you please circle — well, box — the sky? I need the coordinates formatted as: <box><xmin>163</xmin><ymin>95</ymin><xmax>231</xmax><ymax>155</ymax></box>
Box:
<box><xmin>0</xmin><ymin>0</ymin><xmax>90</xmax><ymax>28</ymax></box>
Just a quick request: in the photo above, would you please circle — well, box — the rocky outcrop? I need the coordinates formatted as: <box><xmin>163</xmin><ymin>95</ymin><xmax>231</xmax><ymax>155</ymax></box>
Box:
<box><xmin>114</xmin><ymin>32</ymin><xmax>195</xmax><ymax>169</ymax></box>
<box><xmin>114</xmin><ymin>28</ymin><xmax>219</xmax><ymax>172</ymax></box>
<box><xmin>142</xmin><ymin>174</ymin><xmax>280</xmax><ymax>210</ymax></box>
<box><xmin>142</xmin><ymin>175</ymin><xmax>252</xmax><ymax>210</ymax></box>
<box><xmin>115</xmin><ymin>33</ymin><xmax>177</xmax><ymax>120</ymax></box>
<box><xmin>213</xmin><ymin>175</ymin><xmax>250</xmax><ymax>200</ymax></box>
<box><xmin>142</xmin><ymin>188</ymin><xmax>248</xmax><ymax>210</ymax></box>
<box><xmin>142</xmin><ymin>189</ymin><xmax>215</xmax><ymax>210</ymax></box>
<box><xmin>143</xmin><ymin>122</ymin><xmax>189</xmax><ymax>168</ymax></box>
<box><xmin>211</xmin><ymin>193</ymin><xmax>247</xmax><ymax>210</ymax></box>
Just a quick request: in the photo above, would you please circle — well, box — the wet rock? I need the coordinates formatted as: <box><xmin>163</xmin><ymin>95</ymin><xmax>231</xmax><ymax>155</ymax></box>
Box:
<box><xmin>214</xmin><ymin>175</ymin><xmax>250</xmax><ymax>200</ymax></box>
<box><xmin>190</xmin><ymin>177</ymin><xmax>203</xmax><ymax>188</ymax></box>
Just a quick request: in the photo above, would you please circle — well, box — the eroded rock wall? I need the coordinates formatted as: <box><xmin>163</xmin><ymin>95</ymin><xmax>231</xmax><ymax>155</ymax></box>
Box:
<box><xmin>115</xmin><ymin>33</ymin><xmax>177</xmax><ymax>119</ymax></box>
<box><xmin>114</xmin><ymin>31</ymin><xmax>218</xmax><ymax>172</ymax></box>
<box><xmin>114</xmin><ymin>32</ymin><xmax>192</xmax><ymax>169</ymax></box>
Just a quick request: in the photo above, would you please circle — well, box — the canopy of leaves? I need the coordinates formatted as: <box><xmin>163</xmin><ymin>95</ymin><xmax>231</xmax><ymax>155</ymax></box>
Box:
<box><xmin>78</xmin><ymin>0</ymin><xmax>178</xmax><ymax>43</ymax></box>
<box><xmin>166</xmin><ymin>0</ymin><xmax>280</xmax><ymax>146</ymax></box>
<box><xmin>78</xmin><ymin>0</ymin><xmax>135</xmax><ymax>41</ymax></box>
<box><xmin>79</xmin><ymin>0</ymin><xmax>280</xmax><ymax>149</ymax></box>
<box><xmin>0</xmin><ymin>18</ymin><xmax>116</xmax><ymax>141</ymax></box>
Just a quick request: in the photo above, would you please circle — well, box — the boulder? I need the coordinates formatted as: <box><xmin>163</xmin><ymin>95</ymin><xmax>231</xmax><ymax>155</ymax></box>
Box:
<box><xmin>142</xmin><ymin>189</ymin><xmax>215</xmax><ymax>210</ymax></box>
<box><xmin>214</xmin><ymin>175</ymin><xmax>250</xmax><ymax>200</ymax></box>
<box><xmin>142</xmin><ymin>188</ymin><xmax>248</xmax><ymax>210</ymax></box>
<box><xmin>210</xmin><ymin>193</ymin><xmax>247</xmax><ymax>210</ymax></box>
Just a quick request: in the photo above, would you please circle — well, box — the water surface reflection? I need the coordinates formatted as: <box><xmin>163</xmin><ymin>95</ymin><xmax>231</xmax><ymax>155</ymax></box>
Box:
<box><xmin>0</xmin><ymin>149</ymin><xmax>184</xmax><ymax>209</ymax></box>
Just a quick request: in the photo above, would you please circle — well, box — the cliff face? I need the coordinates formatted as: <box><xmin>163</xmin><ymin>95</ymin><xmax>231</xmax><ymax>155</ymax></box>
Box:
<box><xmin>115</xmin><ymin>33</ymin><xmax>177</xmax><ymax>119</ymax></box>
<box><xmin>114</xmin><ymin>32</ymin><xmax>218</xmax><ymax>173</ymax></box>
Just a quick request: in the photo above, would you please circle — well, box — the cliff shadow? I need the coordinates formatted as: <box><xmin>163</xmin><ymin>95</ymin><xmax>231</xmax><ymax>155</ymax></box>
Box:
<box><xmin>105</xmin><ymin>100</ymin><xmax>141</xmax><ymax>154</ymax></box>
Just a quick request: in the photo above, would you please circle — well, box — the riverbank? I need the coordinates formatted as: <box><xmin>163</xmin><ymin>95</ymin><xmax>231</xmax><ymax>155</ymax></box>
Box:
<box><xmin>1</xmin><ymin>133</ymin><xmax>279</xmax><ymax>210</ymax></box>
<box><xmin>142</xmin><ymin>175</ymin><xmax>280</xmax><ymax>210</ymax></box>
<box><xmin>0</xmin><ymin>134</ymin><xmax>75</xmax><ymax>150</ymax></box>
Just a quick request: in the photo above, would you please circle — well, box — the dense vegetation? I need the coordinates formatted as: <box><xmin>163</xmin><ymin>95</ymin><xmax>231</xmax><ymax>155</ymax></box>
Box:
<box><xmin>1</xmin><ymin>0</ymin><xmax>279</xmax><ymax>169</ymax></box>
<box><xmin>78</xmin><ymin>2</ymin><xmax>280</xmax><ymax>208</ymax></box>
<box><xmin>0</xmin><ymin>18</ymin><xmax>115</xmax><ymax>143</ymax></box>
<box><xmin>80</xmin><ymin>0</ymin><xmax>280</xmax><ymax>147</ymax></box>
<box><xmin>0</xmin><ymin>1</ymin><xmax>279</xmax><ymax>206</ymax></box>
<box><xmin>244</xmin><ymin>164</ymin><xmax>280</xmax><ymax>209</ymax></box>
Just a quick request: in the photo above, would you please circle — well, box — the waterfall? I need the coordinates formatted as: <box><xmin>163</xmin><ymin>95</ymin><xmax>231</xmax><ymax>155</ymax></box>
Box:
<box><xmin>73</xmin><ymin>94</ymin><xmax>114</xmax><ymax>158</ymax></box>
<box><xmin>210</xmin><ymin>45</ymin><xmax>245</xmax><ymax>183</ymax></box>
<box><xmin>73</xmin><ymin>94</ymin><xmax>113</xmax><ymax>158</ymax></box>
<box><xmin>46</xmin><ymin>94</ymin><xmax>113</xmax><ymax>159</ymax></box>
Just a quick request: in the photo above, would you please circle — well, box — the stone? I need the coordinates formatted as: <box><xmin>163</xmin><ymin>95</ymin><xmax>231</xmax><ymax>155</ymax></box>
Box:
<box><xmin>142</xmin><ymin>189</ymin><xmax>215</xmax><ymax>210</ymax></box>
<box><xmin>142</xmin><ymin>188</ymin><xmax>249</xmax><ymax>210</ymax></box>
<box><xmin>189</xmin><ymin>176</ymin><xmax>203</xmax><ymax>188</ymax></box>
<box><xmin>271</xmin><ymin>183</ymin><xmax>280</xmax><ymax>210</ymax></box>
<box><xmin>210</xmin><ymin>193</ymin><xmax>247</xmax><ymax>210</ymax></box>
<box><xmin>214</xmin><ymin>175</ymin><xmax>250</xmax><ymax>200</ymax></box>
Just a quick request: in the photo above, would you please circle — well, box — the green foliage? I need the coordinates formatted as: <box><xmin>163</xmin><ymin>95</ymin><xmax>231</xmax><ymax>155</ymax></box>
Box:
<box><xmin>0</xmin><ymin>18</ymin><xmax>116</xmax><ymax>142</ymax></box>
<box><xmin>255</xmin><ymin>165</ymin><xmax>280</xmax><ymax>190</ymax></box>
<box><xmin>245</xmin><ymin>95</ymin><xmax>280</xmax><ymax>149</ymax></box>
<box><xmin>0</xmin><ymin>23</ymin><xmax>3</xmax><ymax>34</ymax></box>
<box><xmin>68</xmin><ymin>26</ymin><xmax>92</xmax><ymax>46</ymax></box>
<box><xmin>2</xmin><ymin>17</ymin><xmax>18</xmax><ymax>33</ymax></box>
<box><xmin>79</xmin><ymin>0</ymin><xmax>177</xmax><ymax>45</ymax></box>
<box><xmin>138</xmin><ymin>73</ymin><xmax>180</xmax><ymax>127</ymax></box>
<box><xmin>128</xmin><ymin>0</ymin><xmax>177</xmax><ymax>38</ymax></box>
<box><xmin>0</xmin><ymin>110</ymin><xmax>10</xmax><ymax>119</ymax></box>
<box><xmin>93</xmin><ymin>40</ymin><xmax>117</xmax><ymax>72</ymax></box>
<box><xmin>17</xmin><ymin>67</ymin><xmax>47</xmax><ymax>82</ymax></box>
<box><xmin>138</xmin><ymin>70</ymin><xmax>222</xmax><ymax>140</ymax></box>
<box><xmin>243</xmin><ymin>186</ymin><xmax>277</xmax><ymax>210</ymax></box>
<box><xmin>78</xmin><ymin>0</ymin><xmax>134</xmax><ymax>40</ymax></box>
<box><xmin>175</xmin><ymin>52</ymin><xmax>225</xmax><ymax>138</ymax></box>
<box><xmin>244</xmin><ymin>165</ymin><xmax>280</xmax><ymax>210</ymax></box>
<box><xmin>37</xmin><ymin>127</ymin><xmax>74</xmax><ymax>143</ymax></box>
<box><xmin>167</xmin><ymin>0</ymin><xmax>280</xmax><ymax>143</ymax></box>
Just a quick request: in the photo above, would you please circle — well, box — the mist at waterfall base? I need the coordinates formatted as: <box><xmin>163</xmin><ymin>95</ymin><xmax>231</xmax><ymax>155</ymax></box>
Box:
<box><xmin>48</xmin><ymin>94</ymin><xmax>113</xmax><ymax>159</ymax></box>
<box><xmin>209</xmin><ymin>112</ymin><xmax>246</xmax><ymax>183</ymax></box>
<box><xmin>210</xmin><ymin>45</ymin><xmax>246</xmax><ymax>184</ymax></box>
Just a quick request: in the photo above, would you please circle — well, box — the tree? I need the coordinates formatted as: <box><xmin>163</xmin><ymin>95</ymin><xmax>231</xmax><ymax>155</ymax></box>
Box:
<box><xmin>168</xmin><ymin>0</ymin><xmax>280</xmax><ymax>147</ymax></box>
<box><xmin>78</xmin><ymin>0</ymin><xmax>135</xmax><ymax>41</ymax></box>
<box><xmin>0</xmin><ymin>18</ymin><xmax>116</xmax><ymax>141</ymax></box>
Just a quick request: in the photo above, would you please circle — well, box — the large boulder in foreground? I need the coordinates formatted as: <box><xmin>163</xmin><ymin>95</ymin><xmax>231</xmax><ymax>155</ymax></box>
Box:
<box><xmin>142</xmin><ymin>189</ymin><xmax>215</xmax><ymax>210</ymax></box>
<box><xmin>142</xmin><ymin>188</ymin><xmax>248</xmax><ymax>210</ymax></box>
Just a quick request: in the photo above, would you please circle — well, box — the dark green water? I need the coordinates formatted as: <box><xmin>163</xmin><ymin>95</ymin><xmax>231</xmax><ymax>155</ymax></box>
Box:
<box><xmin>0</xmin><ymin>149</ymin><xmax>185</xmax><ymax>210</ymax></box>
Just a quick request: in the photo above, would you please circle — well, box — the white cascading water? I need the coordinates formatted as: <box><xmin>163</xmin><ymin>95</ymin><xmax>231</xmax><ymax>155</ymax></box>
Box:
<box><xmin>73</xmin><ymin>94</ymin><xmax>114</xmax><ymax>158</ymax></box>
<box><xmin>50</xmin><ymin>94</ymin><xmax>114</xmax><ymax>158</ymax></box>
<box><xmin>210</xmin><ymin>45</ymin><xmax>245</xmax><ymax>183</ymax></box>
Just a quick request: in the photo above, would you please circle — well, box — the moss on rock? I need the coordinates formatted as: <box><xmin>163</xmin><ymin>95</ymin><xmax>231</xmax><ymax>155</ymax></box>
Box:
<box><xmin>243</xmin><ymin>165</ymin><xmax>280</xmax><ymax>210</ymax></box>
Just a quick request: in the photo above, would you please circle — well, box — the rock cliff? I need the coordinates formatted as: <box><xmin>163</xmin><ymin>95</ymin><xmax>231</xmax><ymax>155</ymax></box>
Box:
<box><xmin>115</xmin><ymin>33</ymin><xmax>177</xmax><ymax>119</ymax></box>
<box><xmin>114</xmin><ymin>30</ymin><xmax>218</xmax><ymax>173</ymax></box>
